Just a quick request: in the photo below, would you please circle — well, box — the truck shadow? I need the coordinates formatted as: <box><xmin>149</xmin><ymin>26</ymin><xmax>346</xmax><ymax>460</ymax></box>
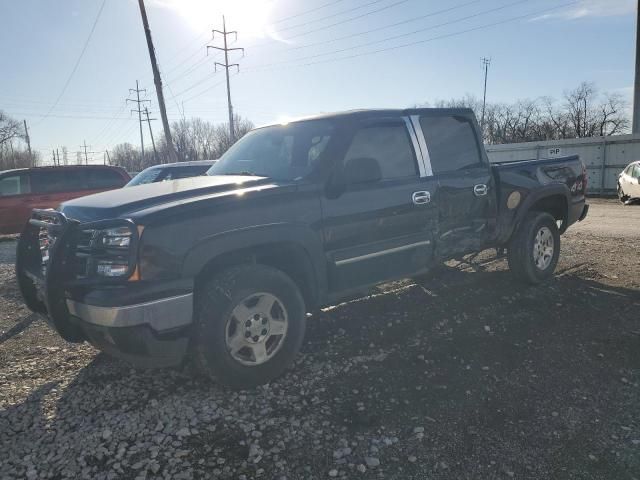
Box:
<box><xmin>8</xmin><ymin>266</ymin><xmax>639</xmax><ymax>478</ymax></box>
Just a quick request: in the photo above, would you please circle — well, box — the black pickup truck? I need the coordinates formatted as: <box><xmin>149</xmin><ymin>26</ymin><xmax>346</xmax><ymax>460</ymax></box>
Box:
<box><xmin>16</xmin><ymin>109</ymin><xmax>588</xmax><ymax>388</ymax></box>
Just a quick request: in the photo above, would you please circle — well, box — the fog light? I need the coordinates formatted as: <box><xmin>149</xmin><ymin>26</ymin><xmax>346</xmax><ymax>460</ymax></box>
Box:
<box><xmin>96</xmin><ymin>261</ymin><xmax>129</xmax><ymax>277</ymax></box>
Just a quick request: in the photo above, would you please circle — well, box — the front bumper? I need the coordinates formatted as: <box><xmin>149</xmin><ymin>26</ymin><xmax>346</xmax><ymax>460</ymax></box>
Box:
<box><xmin>16</xmin><ymin>209</ymin><xmax>192</xmax><ymax>368</ymax></box>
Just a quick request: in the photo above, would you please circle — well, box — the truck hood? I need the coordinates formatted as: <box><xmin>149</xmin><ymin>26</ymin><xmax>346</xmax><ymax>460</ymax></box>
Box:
<box><xmin>59</xmin><ymin>175</ymin><xmax>280</xmax><ymax>222</ymax></box>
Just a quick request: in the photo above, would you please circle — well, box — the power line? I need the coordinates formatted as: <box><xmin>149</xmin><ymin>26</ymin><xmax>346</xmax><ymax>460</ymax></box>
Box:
<box><xmin>208</xmin><ymin>16</ymin><xmax>244</xmax><ymax>142</ymax></box>
<box><xmin>143</xmin><ymin>107</ymin><xmax>158</xmax><ymax>162</ymax></box>
<box><xmin>80</xmin><ymin>140</ymin><xmax>91</xmax><ymax>165</ymax></box>
<box><xmin>481</xmin><ymin>57</ymin><xmax>491</xmax><ymax>131</ymax></box>
<box><xmin>137</xmin><ymin>0</ymin><xmax>178</xmax><ymax>163</ymax></box>
<box><xmin>271</xmin><ymin>0</ymin><xmax>347</xmax><ymax>25</ymax></box>
<box><xmin>245</xmin><ymin>0</ymin><xmax>532</xmax><ymax>70</ymax></box>
<box><xmin>33</xmin><ymin>0</ymin><xmax>107</xmax><ymax>126</ymax></box>
<box><xmin>283</xmin><ymin>1</ymin><xmax>578</xmax><ymax>68</ymax></box>
<box><xmin>181</xmin><ymin>77</ymin><xmax>228</xmax><ymax>105</ymax></box>
<box><xmin>127</xmin><ymin>80</ymin><xmax>150</xmax><ymax>163</ymax></box>
<box><xmin>284</xmin><ymin>0</ymin><xmax>483</xmax><ymax>52</ymax></box>
<box><xmin>275</xmin><ymin>0</ymin><xmax>390</xmax><ymax>33</ymax></box>
<box><xmin>246</xmin><ymin>0</ymin><xmax>408</xmax><ymax>50</ymax></box>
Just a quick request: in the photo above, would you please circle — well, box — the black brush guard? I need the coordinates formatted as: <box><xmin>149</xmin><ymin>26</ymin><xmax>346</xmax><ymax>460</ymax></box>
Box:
<box><xmin>16</xmin><ymin>209</ymin><xmax>140</xmax><ymax>343</ymax></box>
<box><xmin>16</xmin><ymin>209</ymin><xmax>85</xmax><ymax>342</ymax></box>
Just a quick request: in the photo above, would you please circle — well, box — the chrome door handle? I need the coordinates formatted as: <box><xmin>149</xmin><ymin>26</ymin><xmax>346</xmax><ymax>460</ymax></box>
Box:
<box><xmin>412</xmin><ymin>191</ymin><xmax>431</xmax><ymax>205</ymax></box>
<box><xmin>473</xmin><ymin>184</ymin><xmax>488</xmax><ymax>196</ymax></box>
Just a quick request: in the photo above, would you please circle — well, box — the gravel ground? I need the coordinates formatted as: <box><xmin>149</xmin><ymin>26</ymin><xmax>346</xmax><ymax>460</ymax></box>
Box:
<box><xmin>1</xmin><ymin>200</ymin><xmax>639</xmax><ymax>480</ymax></box>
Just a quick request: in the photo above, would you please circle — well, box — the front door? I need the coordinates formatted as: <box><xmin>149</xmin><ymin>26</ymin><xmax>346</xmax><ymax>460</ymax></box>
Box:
<box><xmin>321</xmin><ymin>116</ymin><xmax>438</xmax><ymax>294</ymax></box>
<box><xmin>411</xmin><ymin>110</ymin><xmax>495</xmax><ymax>258</ymax></box>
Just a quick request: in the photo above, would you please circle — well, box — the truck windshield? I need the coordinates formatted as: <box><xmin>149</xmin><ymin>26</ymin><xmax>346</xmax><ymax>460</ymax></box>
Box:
<box><xmin>207</xmin><ymin>120</ymin><xmax>334</xmax><ymax>181</ymax></box>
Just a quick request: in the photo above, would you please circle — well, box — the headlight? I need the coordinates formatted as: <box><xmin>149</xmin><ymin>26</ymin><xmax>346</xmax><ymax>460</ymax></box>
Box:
<box><xmin>75</xmin><ymin>221</ymin><xmax>140</xmax><ymax>280</ymax></box>
<box><xmin>99</xmin><ymin>226</ymin><xmax>132</xmax><ymax>248</ymax></box>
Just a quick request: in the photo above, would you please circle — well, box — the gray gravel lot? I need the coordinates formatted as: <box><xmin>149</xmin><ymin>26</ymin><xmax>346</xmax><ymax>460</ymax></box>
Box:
<box><xmin>1</xmin><ymin>200</ymin><xmax>639</xmax><ymax>480</ymax></box>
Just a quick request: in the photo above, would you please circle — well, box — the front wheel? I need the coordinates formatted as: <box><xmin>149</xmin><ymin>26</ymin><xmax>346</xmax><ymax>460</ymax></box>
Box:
<box><xmin>618</xmin><ymin>183</ymin><xmax>629</xmax><ymax>204</ymax></box>
<box><xmin>193</xmin><ymin>264</ymin><xmax>306</xmax><ymax>389</ymax></box>
<box><xmin>507</xmin><ymin>212</ymin><xmax>560</xmax><ymax>284</ymax></box>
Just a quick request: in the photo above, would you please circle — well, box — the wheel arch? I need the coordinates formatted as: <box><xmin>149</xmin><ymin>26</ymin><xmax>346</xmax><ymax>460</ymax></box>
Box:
<box><xmin>184</xmin><ymin>224</ymin><xmax>327</xmax><ymax>310</ymax></box>
<box><xmin>514</xmin><ymin>184</ymin><xmax>571</xmax><ymax>236</ymax></box>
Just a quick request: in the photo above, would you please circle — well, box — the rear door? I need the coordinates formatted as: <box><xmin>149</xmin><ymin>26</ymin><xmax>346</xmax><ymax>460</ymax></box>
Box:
<box><xmin>411</xmin><ymin>110</ymin><xmax>495</xmax><ymax>257</ymax></box>
<box><xmin>0</xmin><ymin>172</ymin><xmax>32</xmax><ymax>234</ymax></box>
<box><xmin>321</xmin><ymin>115</ymin><xmax>439</xmax><ymax>294</ymax></box>
<box><xmin>29</xmin><ymin>169</ymin><xmax>86</xmax><ymax>209</ymax></box>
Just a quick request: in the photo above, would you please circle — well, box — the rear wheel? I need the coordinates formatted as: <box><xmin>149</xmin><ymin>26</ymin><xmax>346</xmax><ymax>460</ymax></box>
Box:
<box><xmin>193</xmin><ymin>264</ymin><xmax>306</xmax><ymax>389</ymax></box>
<box><xmin>507</xmin><ymin>212</ymin><xmax>560</xmax><ymax>284</ymax></box>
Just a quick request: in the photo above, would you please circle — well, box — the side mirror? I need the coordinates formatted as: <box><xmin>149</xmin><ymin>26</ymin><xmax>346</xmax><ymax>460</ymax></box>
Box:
<box><xmin>344</xmin><ymin>157</ymin><xmax>382</xmax><ymax>185</ymax></box>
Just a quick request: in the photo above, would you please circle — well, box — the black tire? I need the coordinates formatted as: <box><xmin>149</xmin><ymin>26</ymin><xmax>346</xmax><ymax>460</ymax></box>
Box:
<box><xmin>507</xmin><ymin>212</ymin><xmax>560</xmax><ymax>285</ymax></box>
<box><xmin>193</xmin><ymin>264</ymin><xmax>306</xmax><ymax>389</ymax></box>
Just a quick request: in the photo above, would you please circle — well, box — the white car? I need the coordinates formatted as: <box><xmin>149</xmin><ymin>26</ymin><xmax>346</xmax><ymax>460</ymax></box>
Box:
<box><xmin>617</xmin><ymin>161</ymin><xmax>640</xmax><ymax>204</ymax></box>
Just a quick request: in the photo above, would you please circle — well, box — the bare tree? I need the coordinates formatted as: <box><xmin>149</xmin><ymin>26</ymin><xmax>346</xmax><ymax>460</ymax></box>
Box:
<box><xmin>0</xmin><ymin>110</ymin><xmax>38</xmax><ymax>169</ymax></box>
<box><xmin>0</xmin><ymin>111</ymin><xmax>22</xmax><ymax>146</ymax></box>
<box><xmin>423</xmin><ymin>81</ymin><xmax>630</xmax><ymax>145</ymax></box>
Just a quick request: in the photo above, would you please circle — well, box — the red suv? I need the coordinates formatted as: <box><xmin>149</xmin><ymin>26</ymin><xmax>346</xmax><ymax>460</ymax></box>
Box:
<box><xmin>0</xmin><ymin>165</ymin><xmax>130</xmax><ymax>234</ymax></box>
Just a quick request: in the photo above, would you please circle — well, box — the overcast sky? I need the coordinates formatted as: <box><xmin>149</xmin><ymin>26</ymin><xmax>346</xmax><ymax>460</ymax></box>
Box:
<box><xmin>0</xmin><ymin>0</ymin><xmax>636</xmax><ymax>163</ymax></box>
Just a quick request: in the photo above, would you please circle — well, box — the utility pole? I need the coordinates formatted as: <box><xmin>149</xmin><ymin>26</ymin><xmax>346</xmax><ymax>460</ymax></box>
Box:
<box><xmin>208</xmin><ymin>16</ymin><xmax>244</xmax><ymax>143</ymax></box>
<box><xmin>138</xmin><ymin>0</ymin><xmax>178</xmax><ymax>163</ymax></box>
<box><xmin>56</xmin><ymin>148</ymin><xmax>61</xmax><ymax>167</ymax></box>
<box><xmin>144</xmin><ymin>107</ymin><xmax>158</xmax><ymax>163</ymax></box>
<box><xmin>23</xmin><ymin>120</ymin><xmax>32</xmax><ymax>160</ymax></box>
<box><xmin>52</xmin><ymin>150</ymin><xmax>56</xmax><ymax>166</ymax></box>
<box><xmin>481</xmin><ymin>57</ymin><xmax>491</xmax><ymax>134</ymax></box>
<box><xmin>80</xmin><ymin>140</ymin><xmax>90</xmax><ymax>165</ymax></box>
<box><xmin>127</xmin><ymin>80</ymin><xmax>150</xmax><ymax>164</ymax></box>
<box><xmin>105</xmin><ymin>149</ymin><xmax>111</xmax><ymax>165</ymax></box>
<box><xmin>633</xmin><ymin>0</ymin><xmax>640</xmax><ymax>134</ymax></box>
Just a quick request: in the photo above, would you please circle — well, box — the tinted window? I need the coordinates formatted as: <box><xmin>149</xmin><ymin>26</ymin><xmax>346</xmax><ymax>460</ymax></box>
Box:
<box><xmin>344</xmin><ymin>124</ymin><xmax>417</xmax><ymax>180</ymax></box>
<box><xmin>420</xmin><ymin>115</ymin><xmax>483</xmax><ymax>174</ymax></box>
<box><xmin>0</xmin><ymin>173</ymin><xmax>29</xmax><ymax>196</ymax></box>
<box><xmin>207</xmin><ymin>120</ymin><xmax>334</xmax><ymax>181</ymax></box>
<box><xmin>30</xmin><ymin>170</ymin><xmax>85</xmax><ymax>193</ymax></box>
<box><xmin>87</xmin><ymin>169</ymin><xmax>125</xmax><ymax>189</ymax></box>
<box><xmin>633</xmin><ymin>164</ymin><xmax>640</xmax><ymax>179</ymax></box>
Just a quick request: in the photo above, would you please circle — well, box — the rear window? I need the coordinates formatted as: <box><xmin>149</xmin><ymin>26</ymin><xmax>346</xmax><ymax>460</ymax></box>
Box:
<box><xmin>344</xmin><ymin>124</ymin><xmax>418</xmax><ymax>180</ymax></box>
<box><xmin>419</xmin><ymin>115</ymin><xmax>483</xmax><ymax>174</ymax></box>
<box><xmin>0</xmin><ymin>173</ymin><xmax>29</xmax><ymax>196</ymax></box>
<box><xmin>87</xmin><ymin>169</ymin><xmax>126</xmax><ymax>189</ymax></box>
<box><xmin>30</xmin><ymin>170</ymin><xmax>85</xmax><ymax>193</ymax></box>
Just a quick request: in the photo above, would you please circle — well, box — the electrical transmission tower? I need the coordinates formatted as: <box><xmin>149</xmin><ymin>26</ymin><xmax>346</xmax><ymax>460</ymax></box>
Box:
<box><xmin>481</xmin><ymin>57</ymin><xmax>491</xmax><ymax>132</ymax></box>
<box><xmin>127</xmin><ymin>80</ymin><xmax>150</xmax><ymax>164</ymax></box>
<box><xmin>80</xmin><ymin>141</ymin><xmax>91</xmax><ymax>165</ymax></box>
<box><xmin>207</xmin><ymin>16</ymin><xmax>244</xmax><ymax>143</ymax></box>
<box><xmin>144</xmin><ymin>107</ymin><xmax>158</xmax><ymax>163</ymax></box>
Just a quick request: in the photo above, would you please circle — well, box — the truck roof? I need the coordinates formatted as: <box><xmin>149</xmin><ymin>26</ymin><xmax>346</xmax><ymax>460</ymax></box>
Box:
<box><xmin>258</xmin><ymin>108</ymin><xmax>476</xmax><ymax>128</ymax></box>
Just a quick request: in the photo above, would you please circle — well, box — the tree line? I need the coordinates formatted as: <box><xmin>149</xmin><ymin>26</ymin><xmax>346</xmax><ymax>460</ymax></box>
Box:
<box><xmin>108</xmin><ymin>115</ymin><xmax>254</xmax><ymax>172</ymax></box>
<box><xmin>425</xmin><ymin>81</ymin><xmax>629</xmax><ymax>144</ymax></box>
